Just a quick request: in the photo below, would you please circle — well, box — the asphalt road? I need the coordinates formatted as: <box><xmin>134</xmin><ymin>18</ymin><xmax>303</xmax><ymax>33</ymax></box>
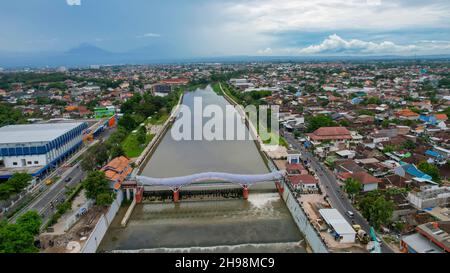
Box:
<box><xmin>283</xmin><ymin>130</ymin><xmax>394</xmax><ymax>253</ymax></box>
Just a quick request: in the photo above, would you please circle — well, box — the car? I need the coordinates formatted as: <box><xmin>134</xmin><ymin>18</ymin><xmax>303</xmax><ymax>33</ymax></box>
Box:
<box><xmin>64</xmin><ymin>177</ymin><xmax>72</xmax><ymax>183</ymax></box>
<box><xmin>346</xmin><ymin>211</ymin><xmax>355</xmax><ymax>218</ymax></box>
<box><xmin>45</xmin><ymin>179</ymin><xmax>54</xmax><ymax>186</ymax></box>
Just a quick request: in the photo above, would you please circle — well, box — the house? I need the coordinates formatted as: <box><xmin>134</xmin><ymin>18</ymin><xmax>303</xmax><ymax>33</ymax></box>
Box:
<box><xmin>395</xmin><ymin>109</ymin><xmax>420</xmax><ymax>120</ymax></box>
<box><xmin>394</xmin><ymin>164</ymin><xmax>433</xmax><ymax>181</ymax></box>
<box><xmin>101</xmin><ymin>156</ymin><xmax>134</xmax><ymax>191</ymax></box>
<box><xmin>288</xmin><ymin>174</ymin><xmax>319</xmax><ymax>192</ymax></box>
<box><xmin>306</xmin><ymin>127</ymin><xmax>353</xmax><ymax>155</ymax></box>
<box><xmin>286</xmin><ymin>163</ymin><xmax>308</xmax><ymax>175</ymax></box>
<box><xmin>287</xmin><ymin>150</ymin><xmax>302</xmax><ymax>164</ymax></box>
<box><xmin>341</xmin><ymin>171</ymin><xmax>382</xmax><ymax>192</ymax></box>
<box><xmin>407</xmin><ymin>186</ymin><xmax>450</xmax><ymax>209</ymax></box>
<box><xmin>401</xmin><ymin>221</ymin><xmax>450</xmax><ymax>253</ymax></box>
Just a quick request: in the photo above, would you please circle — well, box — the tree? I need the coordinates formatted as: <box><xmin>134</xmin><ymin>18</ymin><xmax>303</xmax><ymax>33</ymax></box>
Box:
<box><xmin>0</xmin><ymin>223</ymin><xmax>38</xmax><ymax>253</ymax></box>
<box><xmin>82</xmin><ymin>171</ymin><xmax>110</xmax><ymax>200</ymax></box>
<box><xmin>136</xmin><ymin>126</ymin><xmax>147</xmax><ymax>144</ymax></box>
<box><xmin>418</xmin><ymin>161</ymin><xmax>441</xmax><ymax>183</ymax></box>
<box><xmin>110</xmin><ymin>145</ymin><xmax>125</xmax><ymax>159</ymax></box>
<box><xmin>0</xmin><ymin>211</ymin><xmax>42</xmax><ymax>253</ymax></box>
<box><xmin>359</xmin><ymin>191</ymin><xmax>394</xmax><ymax>229</ymax></box>
<box><xmin>401</xmin><ymin>139</ymin><xmax>416</xmax><ymax>150</ymax></box>
<box><xmin>7</xmin><ymin>173</ymin><xmax>32</xmax><ymax>193</ymax></box>
<box><xmin>306</xmin><ymin>114</ymin><xmax>336</xmax><ymax>133</ymax></box>
<box><xmin>0</xmin><ymin>183</ymin><xmax>13</xmax><ymax>200</ymax></box>
<box><xmin>96</xmin><ymin>192</ymin><xmax>114</xmax><ymax>206</ymax></box>
<box><xmin>16</xmin><ymin>211</ymin><xmax>42</xmax><ymax>235</ymax></box>
<box><xmin>118</xmin><ymin>114</ymin><xmax>137</xmax><ymax>131</ymax></box>
<box><xmin>344</xmin><ymin>178</ymin><xmax>362</xmax><ymax>199</ymax></box>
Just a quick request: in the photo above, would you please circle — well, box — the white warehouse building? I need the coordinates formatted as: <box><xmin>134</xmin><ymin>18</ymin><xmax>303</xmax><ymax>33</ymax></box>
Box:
<box><xmin>0</xmin><ymin>122</ymin><xmax>88</xmax><ymax>179</ymax></box>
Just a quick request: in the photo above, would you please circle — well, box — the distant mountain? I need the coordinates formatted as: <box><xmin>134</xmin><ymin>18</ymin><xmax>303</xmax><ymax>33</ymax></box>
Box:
<box><xmin>66</xmin><ymin>43</ymin><xmax>112</xmax><ymax>56</ymax></box>
<box><xmin>1</xmin><ymin>43</ymin><xmax>450</xmax><ymax>68</ymax></box>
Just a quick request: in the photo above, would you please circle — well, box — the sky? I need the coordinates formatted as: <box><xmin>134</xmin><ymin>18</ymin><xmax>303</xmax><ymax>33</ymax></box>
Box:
<box><xmin>1</xmin><ymin>0</ymin><xmax>450</xmax><ymax>57</ymax></box>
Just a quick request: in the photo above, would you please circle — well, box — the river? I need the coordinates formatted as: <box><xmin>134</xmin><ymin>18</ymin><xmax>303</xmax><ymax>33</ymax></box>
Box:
<box><xmin>98</xmin><ymin>86</ymin><xmax>305</xmax><ymax>252</ymax></box>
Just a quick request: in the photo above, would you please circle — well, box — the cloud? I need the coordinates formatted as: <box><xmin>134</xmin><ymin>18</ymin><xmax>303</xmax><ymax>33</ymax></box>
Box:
<box><xmin>258</xmin><ymin>34</ymin><xmax>450</xmax><ymax>55</ymax></box>
<box><xmin>66</xmin><ymin>0</ymin><xmax>81</xmax><ymax>6</ymax></box>
<box><xmin>219</xmin><ymin>0</ymin><xmax>450</xmax><ymax>33</ymax></box>
<box><xmin>136</xmin><ymin>33</ymin><xmax>161</xmax><ymax>38</ymax></box>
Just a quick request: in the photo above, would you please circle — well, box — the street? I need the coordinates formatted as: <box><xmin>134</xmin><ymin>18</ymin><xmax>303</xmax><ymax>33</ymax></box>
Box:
<box><xmin>283</xmin><ymin>130</ymin><xmax>394</xmax><ymax>253</ymax></box>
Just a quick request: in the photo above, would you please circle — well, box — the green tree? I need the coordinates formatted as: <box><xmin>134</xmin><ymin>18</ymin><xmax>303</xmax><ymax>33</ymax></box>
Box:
<box><xmin>0</xmin><ymin>183</ymin><xmax>13</xmax><ymax>200</ymax></box>
<box><xmin>0</xmin><ymin>211</ymin><xmax>42</xmax><ymax>253</ymax></box>
<box><xmin>0</xmin><ymin>223</ymin><xmax>38</xmax><ymax>253</ymax></box>
<box><xmin>136</xmin><ymin>126</ymin><xmax>147</xmax><ymax>144</ymax></box>
<box><xmin>118</xmin><ymin>114</ymin><xmax>137</xmax><ymax>131</ymax></box>
<box><xmin>306</xmin><ymin>114</ymin><xmax>336</xmax><ymax>132</ymax></box>
<box><xmin>110</xmin><ymin>145</ymin><xmax>125</xmax><ymax>159</ymax></box>
<box><xmin>418</xmin><ymin>161</ymin><xmax>441</xmax><ymax>183</ymax></box>
<box><xmin>96</xmin><ymin>192</ymin><xmax>114</xmax><ymax>206</ymax></box>
<box><xmin>16</xmin><ymin>211</ymin><xmax>42</xmax><ymax>235</ymax></box>
<box><xmin>7</xmin><ymin>172</ymin><xmax>32</xmax><ymax>193</ymax></box>
<box><xmin>344</xmin><ymin>178</ymin><xmax>362</xmax><ymax>199</ymax></box>
<box><xmin>82</xmin><ymin>171</ymin><xmax>110</xmax><ymax>200</ymax></box>
<box><xmin>401</xmin><ymin>139</ymin><xmax>416</xmax><ymax>150</ymax></box>
<box><xmin>359</xmin><ymin>191</ymin><xmax>394</xmax><ymax>229</ymax></box>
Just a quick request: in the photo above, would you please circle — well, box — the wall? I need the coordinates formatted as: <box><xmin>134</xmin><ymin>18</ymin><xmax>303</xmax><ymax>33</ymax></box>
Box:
<box><xmin>280</xmin><ymin>178</ymin><xmax>329</xmax><ymax>253</ymax></box>
<box><xmin>81</xmin><ymin>190</ymin><xmax>123</xmax><ymax>253</ymax></box>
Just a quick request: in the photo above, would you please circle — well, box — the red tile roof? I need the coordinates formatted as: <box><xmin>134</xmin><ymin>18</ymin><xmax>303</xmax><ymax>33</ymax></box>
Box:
<box><xmin>351</xmin><ymin>171</ymin><xmax>381</xmax><ymax>185</ymax></box>
<box><xmin>288</xmin><ymin>174</ymin><xmax>318</xmax><ymax>185</ymax></box>
<box><xmin>101</xmin><ymin>156</ymin><xmax>133</xmax><ymax>186</ymax></box>
<box><xmin>307</xmin><ymin>127</ymin><xmax>352</xmax><ymax>141</ymax></box>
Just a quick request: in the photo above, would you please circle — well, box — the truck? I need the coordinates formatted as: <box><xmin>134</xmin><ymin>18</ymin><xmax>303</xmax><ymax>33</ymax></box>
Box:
<box><xmin>357</xmin><ymin>229</ymin><xmax>370</xmax><ymax>244</ymax></box>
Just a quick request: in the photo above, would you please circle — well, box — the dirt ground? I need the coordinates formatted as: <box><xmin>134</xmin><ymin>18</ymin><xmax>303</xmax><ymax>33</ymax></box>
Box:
<box><xmin>39</xmin><ymin>206</ymin><xmax>107</xmax><ymax>253</ymax></box>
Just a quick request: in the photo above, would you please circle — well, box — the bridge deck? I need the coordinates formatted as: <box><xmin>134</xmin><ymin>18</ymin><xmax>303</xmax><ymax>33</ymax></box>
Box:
<box><xmin>136</xmin><ymin>171</ymin><xmax>285</xmax><ymax>188</ymax></box>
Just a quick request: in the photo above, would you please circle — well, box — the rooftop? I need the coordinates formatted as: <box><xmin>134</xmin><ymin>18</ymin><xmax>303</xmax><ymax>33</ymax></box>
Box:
<box><xmin>319</xmin><ymin>209</ymin><xmax>356</xmax><ymax>236</ymax></box>
<box><xmin>0</xmin><ymin>122</ymin><xmax>85</xmax><ymax>145</ymax></box>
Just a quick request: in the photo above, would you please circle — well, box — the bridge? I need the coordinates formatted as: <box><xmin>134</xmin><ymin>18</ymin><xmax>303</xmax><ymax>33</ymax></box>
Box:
<box><xmin>134</xmin><ymin>171</ymin><xmax>286</xmax><ymax>202</ymax></box>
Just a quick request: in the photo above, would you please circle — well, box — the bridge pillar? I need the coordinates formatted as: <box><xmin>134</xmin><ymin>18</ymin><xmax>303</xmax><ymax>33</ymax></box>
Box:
<box><xmin>173</xmin><ymin>188</ymin><xmax>180</xmax><ymax>203</ymax></box>
<box><xmin>275</xmin><ymin>181</ymin><xmax>284</xmax><ymax>195</ymax></box>
<box><xmin>126</xmin><ymin>188</ymin><xmax>131</xmax><ymax>200</ymax></box>
<box><xmin>242</xmin><ymin>185</ymin><xmax>249</xmax><ymax>200</ymax></box>
<box><xmin>135</xmin><ymin>186</ymin><xmax>144</xmax><ymax>204</ymax></box>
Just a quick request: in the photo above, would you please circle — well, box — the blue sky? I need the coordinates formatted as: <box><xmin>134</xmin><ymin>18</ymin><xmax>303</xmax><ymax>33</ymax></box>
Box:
<box><xmin>1</xmin><ymin>0</ymin><xmax>450</xmax><ymax>56</ymax></box>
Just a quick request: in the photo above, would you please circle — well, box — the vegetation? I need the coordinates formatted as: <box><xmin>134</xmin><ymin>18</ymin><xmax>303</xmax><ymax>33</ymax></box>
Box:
<box><xmin>0</xmin><ymin>103</ymin><xmax>27</xmax><ymax>127</ymax></box>
<box><xmin>0</xmin><ymin>211</ymin><xmax>41</xmax><ymax>253</ymax></box>
<box><xmin>306</xmin><ymin>114</ymin><xmax>337</xmax><ymax>133</ymax></box>
<box><xmin>82</xmin><ymin>171</ymin><xmax>115</xmax><ymax>205</ymax></box>
<box><xmin>0</xmin><ymin>173</ymin><xmax>32</xmax><ymax>200</ymax></box>
<box><xmin>417</xmin><ymin>161</ymin><xmax>441</xmax><ymax>183</ymax></box>
<box><xmin>358</xmin><ymin>191</ymin><xmax>394</xmax><ymax>229</ymax></box>
<box><xmin>344</xmin><ymin>178</ymin><xmax>362</xmax><ymax>200</ymax></box>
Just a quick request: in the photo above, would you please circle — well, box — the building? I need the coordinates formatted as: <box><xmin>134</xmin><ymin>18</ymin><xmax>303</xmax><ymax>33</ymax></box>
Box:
<box><xmin>319</xmin><ymin>209</ymin><xmax>356</xmax><ymax>243</ymax></box>
<box><xmin>152</xmin><ymin>78</ymin><xmax>188</xmax><ymax>97</ymax></box>
<box><xmin>0</xmin><ymin>122</ymin><xmax>88</xmax><ymax>178</ymax></box>
<box><xmin>407</xmin><ymin>186</ymin><xmax>450</xmax><ymax>209</ymax></box>
<box><xmin>101</xmin><ymin>156</ymin><xmax>133</xmax><ymax>197</ymax></box>
<box><xmin>288</xmin><ymin>174</ymin><xmax>318</xmax><ymax>192</ymax></box>
<box><xmin>401</xmin><ymin>221</ymin><xmax>450</xmax><ymax>253</ymax></box>
<box><xmin>306</xmin><ymin>127</ymin><xmax>354</xmax><ymax>156</ymax></box>
<box><xmin>341</xmin><ymin>171</ymin><xmax>382</xmax><ymax>192</ymax></box>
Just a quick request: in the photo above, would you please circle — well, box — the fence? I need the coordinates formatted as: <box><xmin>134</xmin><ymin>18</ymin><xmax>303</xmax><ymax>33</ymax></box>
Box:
<box><xmin>80</xmin><ymin>190</ymin><xmax>123</xmax><ymax>253</ymax></box>
<box><xmin>64</xmin><ymin>200</ymin><xmax>95</xmax><ymax>232</ymax></box>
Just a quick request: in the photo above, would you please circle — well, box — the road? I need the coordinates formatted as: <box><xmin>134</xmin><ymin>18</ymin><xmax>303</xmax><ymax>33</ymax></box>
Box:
<box><xmin>283</xmin><ymin>130</ymin><xmax>394</xmax><ymax>253</ymax></box>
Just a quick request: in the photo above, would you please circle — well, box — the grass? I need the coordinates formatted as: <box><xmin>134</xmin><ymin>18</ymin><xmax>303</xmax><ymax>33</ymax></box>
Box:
<box><xmin>147</xmin><ymin>113</ymin><xmax>169</xmax><ymax>125</ymax></box>
<box><xmin>122</xmin><ymin>132</ymin><xmax>155</xmax><ymax>158</ymax></box>
<box><xmin>217</xmin><ymin>81</ymin><xmax>288</xmax><ymax>148</ymax></box>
